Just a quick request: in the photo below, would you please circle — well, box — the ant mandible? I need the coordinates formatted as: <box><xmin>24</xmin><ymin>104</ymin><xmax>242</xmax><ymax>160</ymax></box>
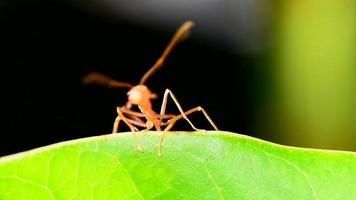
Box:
<box><xmin>83</xmin><ymin>21</ymin><xmax>218</xmax><ymax>156</ymax></box>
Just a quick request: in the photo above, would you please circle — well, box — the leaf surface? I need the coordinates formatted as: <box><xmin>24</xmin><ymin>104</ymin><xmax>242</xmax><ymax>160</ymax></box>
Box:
<box><xmin>0</xmin><ymin>131</ymin><xmax>356</xmax><ymax>199</ymax></box>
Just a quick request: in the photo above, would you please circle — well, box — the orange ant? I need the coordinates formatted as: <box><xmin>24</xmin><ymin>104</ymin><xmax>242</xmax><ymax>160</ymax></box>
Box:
<box><xmin>83</xmin><ymin>21</ymin><xmax>218</xmax><ymax>156</ymax></box>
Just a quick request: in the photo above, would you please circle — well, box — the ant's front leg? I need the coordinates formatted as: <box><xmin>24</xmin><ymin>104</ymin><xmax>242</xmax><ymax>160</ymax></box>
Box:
<box><xmin>113</xmin><ymin>115</ymin><xmax>121</xmax><ymax>134</ymax></box>
<box><xmin>118</xmin><ymin>106</ymin><xmax>157</xmax><ymax>133</ymax></box>
<box><xmin>115</xmin><ymin>107</ymin><xmax>143</xmax><ymax>152</ymax></box>
<box><xmin>114</xmin><ymin>106</ymin><xmax>152</xmax><ymax>133</ymax></box>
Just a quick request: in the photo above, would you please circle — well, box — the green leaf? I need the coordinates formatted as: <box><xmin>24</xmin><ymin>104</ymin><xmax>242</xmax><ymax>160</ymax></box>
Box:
<box><xmin>0</xmin><ymin>131</ymin><xmax>356</xmax><ymax>200</ymax></box>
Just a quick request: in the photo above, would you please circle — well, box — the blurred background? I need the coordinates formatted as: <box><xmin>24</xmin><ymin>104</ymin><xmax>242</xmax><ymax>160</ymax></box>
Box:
<box><xmin>1</xmin><ymin>0</ymin><xmax>355</xmax><ymax>156</ymax></box>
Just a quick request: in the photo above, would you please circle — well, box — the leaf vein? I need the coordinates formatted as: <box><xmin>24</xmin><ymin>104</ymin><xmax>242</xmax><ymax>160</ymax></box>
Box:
<box><xmin>254</xmin><ymin>147</ymin><xmax>319</xmax><ymax>200</ymax></box>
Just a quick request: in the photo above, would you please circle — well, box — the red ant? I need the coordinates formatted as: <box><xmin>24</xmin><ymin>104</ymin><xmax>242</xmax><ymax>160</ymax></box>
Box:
<box><xmin>83</xmin><ymin>21</ymin><xmax>218</xmax><ymax>156</ymax></box>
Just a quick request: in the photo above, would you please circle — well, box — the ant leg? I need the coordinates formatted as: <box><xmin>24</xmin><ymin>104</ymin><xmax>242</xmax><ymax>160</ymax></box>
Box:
<box><xmin>113</xmin><ymin>111</ymin><xmax>147</xmax><ymax>132</ymax></box>
<box><xmin>157</xmin><ymin>120</ymin><xmax>176</xmax><ymax>157</ymax></box>
<box><xmin>112</xmin><ymin>110</ymin><xmax>140</xmax><ymax>133</ymax></box>
<box><xmin>115</xmin><ymin>107</ymin><xmax>139</xmax><ymax>131</ymax></box>
<box><xmin>159</xmin><ymin>114</ymin><xmax>176</xmax><ymax>119</ymax></box>
<box><xmin>113</xmin><ymin>115</ymin><xmax>121</xmax><ymax>133</ymax></box>
<box><xmin>116</xmin><ymin>106</ymin><xmax>152</xmax><ymax>132</ymax></box>
<box><xmin>157</xmin><ymin>106</ymin><xmax>218</xmax><ymax>157</ymax></box>
<box><xmin>115</xmin><ymin>107</ymin><xmax>144</xmax><ymax>152</ymax></box>
<box><xmin>120</xmin><ymin>106</ymin><xmax>146</xmax><ymax>118</ymax></box>
<box><xmin>165</xmin><ymin>106</ymin><xmax>218</xmax><ymax>130</ymax></box>
<box><xmin>120</xmin><ymin>106</ymin><xmax>161</xmax><ymax>132</ymax></box>
<box><xmin>160</xmin><ymin>89</ymin><xmax>203</xmax><ymax>131</ymax></box>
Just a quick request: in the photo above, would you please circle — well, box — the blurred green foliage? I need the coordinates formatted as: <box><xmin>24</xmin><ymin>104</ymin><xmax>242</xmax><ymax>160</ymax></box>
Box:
<box><xmin>260</xmin><ymin>0</ymin><xmax>356</xmax><ymax>150</ymax></box>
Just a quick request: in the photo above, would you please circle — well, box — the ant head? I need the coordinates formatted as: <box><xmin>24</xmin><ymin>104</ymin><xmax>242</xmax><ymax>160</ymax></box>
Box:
<box><xmin>127</xmin><ymin>85</ymin><xmax>157</xmax><ymax>106</ymax></box>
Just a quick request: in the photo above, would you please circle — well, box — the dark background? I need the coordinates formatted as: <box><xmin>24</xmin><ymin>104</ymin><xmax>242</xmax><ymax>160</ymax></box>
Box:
<box><xmin>1</xmin><ymin>1</ymin><xmax>268</xmax><ymax>156</ymax></box>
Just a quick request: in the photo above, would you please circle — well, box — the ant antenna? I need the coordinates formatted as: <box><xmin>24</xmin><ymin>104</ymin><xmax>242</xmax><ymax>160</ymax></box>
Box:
<box><xmin>139</xmin><ymin>21</ymin><xmax>194</xmax><ymax>85</ymax></box>
<box><xmin>83</xmin><ymin>72</ymin><xmax>133</xmax><ymax>89</ymax></box>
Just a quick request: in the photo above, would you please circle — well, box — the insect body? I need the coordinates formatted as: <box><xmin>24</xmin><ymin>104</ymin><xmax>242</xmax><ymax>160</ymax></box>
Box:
<box><xmin>83</xmin><ymin>21</ymin><xmax>218</xmax><ymax>156</ymax></box>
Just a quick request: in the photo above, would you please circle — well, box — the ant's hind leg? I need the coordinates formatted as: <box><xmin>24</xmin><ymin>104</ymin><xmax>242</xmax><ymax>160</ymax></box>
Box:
<box><xmin>160</xmin><ymin>89</ymin><xmax>211</xmax><ymax>131</ymax></box>
<box><xmin>166</xmin><ymin>106</ymin><xmax>219</xmax><ymax>131</ymax></box>
<box><xmin>188</xmin><ymin>106</ymin><xmax>218</xmax><ymax>130</ymax></box>
<box><xmin>160</xmin><ymin>89</ymin><xmax>198</xmax><ymax>130</ymax></box>
<box><xmin>157</xmin><ymin>107</ymin><xmax>219</xmax><ymax>156</ymax></box>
